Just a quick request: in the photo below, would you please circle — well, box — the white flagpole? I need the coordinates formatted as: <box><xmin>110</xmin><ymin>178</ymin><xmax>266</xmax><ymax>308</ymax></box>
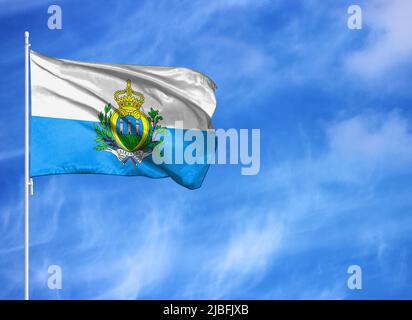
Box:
<box><xmin>24</xmin><ymin>31</ymin><xmax>31</xmax><ymax>301</ymax></box>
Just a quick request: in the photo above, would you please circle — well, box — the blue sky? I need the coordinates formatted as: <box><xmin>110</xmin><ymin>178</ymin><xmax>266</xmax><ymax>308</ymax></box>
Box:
<box><xmin>1</xmin><ymin>0</ymin><xmax>412</xmax><ymax>299</ymax></box>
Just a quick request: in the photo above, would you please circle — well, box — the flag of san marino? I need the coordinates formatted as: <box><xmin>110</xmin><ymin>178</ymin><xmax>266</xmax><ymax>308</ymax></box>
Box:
<box><xmin>30</xmin><ymin>50</ymin><xmax>217</xmax><ymax>189</ymax></box>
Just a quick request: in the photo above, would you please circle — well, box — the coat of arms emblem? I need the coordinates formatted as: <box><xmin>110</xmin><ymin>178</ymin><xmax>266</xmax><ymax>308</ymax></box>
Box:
<box><xmin>94</xmin><ymin>79</ymin><xmax>165</xmax><ymax>165</ymax></box>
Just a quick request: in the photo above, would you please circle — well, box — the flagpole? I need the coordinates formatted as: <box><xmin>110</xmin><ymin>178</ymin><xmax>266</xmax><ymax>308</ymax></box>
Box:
<box><xmin>24</xmin><ymin>31</ymin><xmax>30</xmax><ymax>301</ymax></box>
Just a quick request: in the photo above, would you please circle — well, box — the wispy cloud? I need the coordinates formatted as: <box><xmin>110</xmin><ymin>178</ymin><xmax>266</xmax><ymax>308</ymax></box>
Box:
<box><xmin>199</xmin><ymin>110</ymin><xmax>412</xmax><ymax>299</ymax></box>
<box><xmin>0</xmin><ymin>149</ymin><xmax>23</xmax><ymax>162</ymax></box>
<box><xmin>26</xmin><ymin>179</ymin><xmax>187</xmax><ymax>299</ymax></box>
<box><xmin>184</xmin><ymin>209</ymin><xmax>282</xmax><ymax>298</ymax></box>
<box><xmin>345</xmin><ymin>0</ymin><xmax>412</xmax><ymax>78</ymax></box>
<box><xmin>0</xmin><ymin>0</ymin><xmax>54</xmax><ymax>16</ymax></box>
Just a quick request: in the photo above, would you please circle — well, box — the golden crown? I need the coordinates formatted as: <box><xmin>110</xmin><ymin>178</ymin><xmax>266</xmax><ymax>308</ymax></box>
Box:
<box><xmin>114</xmin><ymin>79</ymin><xmax>145</xmax><ymax>111</ymax></box>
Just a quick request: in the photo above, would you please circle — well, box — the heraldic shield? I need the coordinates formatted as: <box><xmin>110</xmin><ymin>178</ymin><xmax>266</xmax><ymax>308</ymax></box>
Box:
<box><xmin>94</xmin><ymin>79</ymin><xmax>165</xmax><ymax>165</ymax></box>
<box><xmin>110</xmin><ymin>80</ymin><xmax>151</xmax><ymax>152</ymax></box>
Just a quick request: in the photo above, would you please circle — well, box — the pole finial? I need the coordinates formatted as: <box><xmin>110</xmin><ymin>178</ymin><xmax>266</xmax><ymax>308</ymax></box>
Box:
<box><xmin>25</xmin><ymin>31</ymin><xmax>30</xmax><ymax>45</ymax></box>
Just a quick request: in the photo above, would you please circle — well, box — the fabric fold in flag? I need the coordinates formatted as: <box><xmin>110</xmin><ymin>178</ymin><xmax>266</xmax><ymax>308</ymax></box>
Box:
<box><xmin>30</xmin><ymin>50</ymin><xmax>217</xmax><ymax>189</ymax></box>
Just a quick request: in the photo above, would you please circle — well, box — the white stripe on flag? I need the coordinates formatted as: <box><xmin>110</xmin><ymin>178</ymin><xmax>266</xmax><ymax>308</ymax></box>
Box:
<box><xmin>30</xmin><ymin>50</ymin><xmax>217</xmax><ymax>130</ymax></box>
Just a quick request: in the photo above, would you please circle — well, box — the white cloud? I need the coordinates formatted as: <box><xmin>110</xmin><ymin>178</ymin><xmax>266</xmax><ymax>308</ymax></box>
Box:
<box><xmin>269</xmin><ymin>111</ymin><xmax>412</xmax><ymax>189</ymax></box>
<box><xmin>325</xmin><ymin>111</ymin><xmax>412</xmax><ymax>175</ymax></box>
<box><xmin>272</xmin><ymin>111</ymin><xmax>412</xmax><ymax>242</ymax></box>
<box><xmin>345</xmin><ymin>0</ymin><xmax>412</xmax><ymax>78</ymax></box>
<box><xmin>95</xmin><ymin>208</ymin><xmax>179</xmax><ymax>299</ymax></box>
<box><xmin>0</xmin><ymin>174</ymin><xmax>186</xmax><ymax>299</ymax></box>
<box><xmin>185</xmin><ymin>210</ymin><xmax>282</xmax><ymax>299</ymax></box>
<box><xmin>214</xmin><ymin>217</ymin><xmax>281</xmax><ymax>283</ymax></box>
<box><xmin>64</xmin><ymin>187</ymin><xmax>183</xmax><ymax>299</ymax></box>
<box><xmin>214</xmin><ymin>110</ymin><xmax>412</xmax><ymax>298</ymax></box>
<box><xmin>0</xmin><ymin>149</ymin><xmax>23</xmax><ymax>161</ymax></box>
<box><xmin>0</xmin><ymin>0</ymin><xmax>52</xmax><ymax>16</ymax></box>
<box><xmin>177</xmin><ymin>110</ymin><xmax>412</xmax><ymax>299</ymax></box>
<box><xmin>218</xmin><ymin>220</ymin><xmax>281</xmax><ymax>275</ymax></box>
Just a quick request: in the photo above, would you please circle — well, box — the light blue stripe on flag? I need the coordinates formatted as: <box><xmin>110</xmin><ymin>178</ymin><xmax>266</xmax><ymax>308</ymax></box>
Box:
<box><xmin>30</xmin><ymin>116</ymin><xmax>212</xmax><ymax>189</ymax></box>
